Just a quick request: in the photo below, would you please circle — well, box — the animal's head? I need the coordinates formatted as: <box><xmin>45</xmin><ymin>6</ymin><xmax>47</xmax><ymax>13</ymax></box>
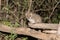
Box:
<box><xmin>25</xmin><ymin>12</ymin><xmax>33</xmax><ymax>18</ymax></box>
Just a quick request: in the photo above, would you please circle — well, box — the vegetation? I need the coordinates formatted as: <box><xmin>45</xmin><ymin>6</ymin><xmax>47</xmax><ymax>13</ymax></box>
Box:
<box><xmin>0</xmin><ymin>0</ymin><xmax>60</xmax><ymax>40</ymax></box>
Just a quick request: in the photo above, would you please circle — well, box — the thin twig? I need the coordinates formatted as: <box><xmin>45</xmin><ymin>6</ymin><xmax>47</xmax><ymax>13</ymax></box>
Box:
<box><xmin>0</xmin><ymin>0</ymin><xmax>1</xmax><ymax>11</ymax></box>
<box><xmin>34</xmin><ymin>0</ymin><xmax>45</xmax><ymax>10</ymax></box>
<box><xmin>49</xmin><ymin>1</ymin><xmax>60</xmax><ymax>19</ymax></box>
<box><xmin>28</xmin><ymin>0</ymin><xmax>32</xmax><ymax>12</ymax></box>
<box><xmin>35</xmin><ymin>8</ymin><xmax>52</xmax><ymax>11</ymax></box>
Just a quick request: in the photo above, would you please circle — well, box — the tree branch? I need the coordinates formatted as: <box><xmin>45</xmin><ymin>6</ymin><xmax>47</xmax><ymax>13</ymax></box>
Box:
<box><xmin>28</xmin><ymin>23</ymin><xmax>58</xmax><ymax>30</ymax></box>
<box><xmin>49</xmin><ymin>1</ymin><xmax>60</xmax><ymax>19</ymax></box>
<box><xmin>0</xmin><ymin>23</ymin><xmax>59</xmax><ymax>40</ymax></box>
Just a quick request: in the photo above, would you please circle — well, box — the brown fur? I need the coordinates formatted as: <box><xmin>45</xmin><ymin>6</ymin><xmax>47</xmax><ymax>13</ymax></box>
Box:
<box><xmin>25</xmin><ymin>12</ymin><xmax>42</xmax><ymax>23</ymax></box>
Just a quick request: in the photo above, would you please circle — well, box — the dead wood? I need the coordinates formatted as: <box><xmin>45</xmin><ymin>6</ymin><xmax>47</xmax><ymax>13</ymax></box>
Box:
<box><xmin>28</xmin><ymin>23</ymin><xmax>59</xmax><ymax>30</ymax></box>
<box><xmin>43</xmin><ymin>30</ymin><xmax>57</xmax><ymax>34</ymax></box>
<box><xmin>0</xmin><ymin>23</ymin><xmax>60</xmax><ymax>40</ymax></box>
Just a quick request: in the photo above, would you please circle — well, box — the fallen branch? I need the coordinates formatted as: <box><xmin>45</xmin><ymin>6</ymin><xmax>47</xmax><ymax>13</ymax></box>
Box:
<box><xmin>0</xmin><ymin>23</ymin><xmax>59</xmax><ymax>40</ymax></box>
<box><xmin>43</xmin><ymin>30</ymin><xmax>57</xmax><ymax>34</ymax></box>
<box><xmin>28</xmin><ymin>23</ymin><xmax>58</xmax><ymax>30</ymax></box>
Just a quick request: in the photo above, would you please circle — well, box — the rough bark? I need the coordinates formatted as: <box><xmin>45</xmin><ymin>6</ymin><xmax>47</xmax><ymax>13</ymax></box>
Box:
<box><xmin>28</xmin><ymin>23</ymin><xmax>58</xmax><ymax>30</ymax></box>
<box><xmin>0</xmin><ymin>23</ymin><xmax>60</xmax><ymax>40</ymax></box>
